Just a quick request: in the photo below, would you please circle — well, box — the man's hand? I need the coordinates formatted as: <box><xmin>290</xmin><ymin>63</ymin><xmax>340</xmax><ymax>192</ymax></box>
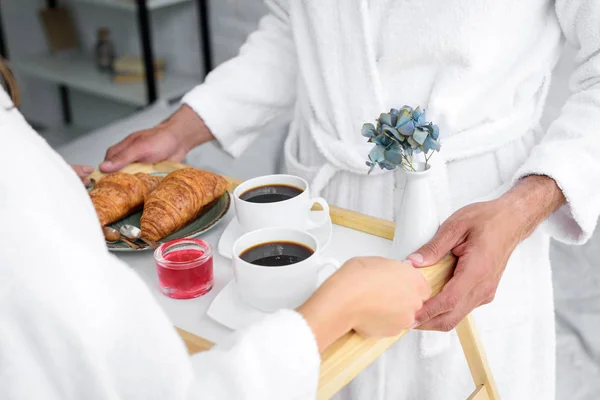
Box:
<box><xmin>408</xmin><ymin>175</ymin><xmax>565</xmax><ymax>332</ymax></box>
<box><xmin>99</xmin><ymin>105</ymin><xmax>214</xmax><ymax>173</ymax></box>
<box><xmin>71</xmin><ymin>164</ymin><xmax>94</xmax><ymax>187</ymax></box>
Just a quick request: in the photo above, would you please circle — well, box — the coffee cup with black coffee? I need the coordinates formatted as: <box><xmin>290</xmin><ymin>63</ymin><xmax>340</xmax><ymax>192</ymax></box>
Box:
<box><xmin>233</xmin><ymin>174</ymin><xmax>330</xmax><ymax>233</ymax></box>
<box><xmin>232</xmin><ymin>227</ymin><xmax>340</xmax><ymax>312</ymax></box>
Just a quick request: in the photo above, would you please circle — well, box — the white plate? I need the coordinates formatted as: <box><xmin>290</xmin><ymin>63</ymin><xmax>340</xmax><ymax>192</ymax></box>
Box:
<box><xmin>217</xmin><ymin>210</ymin><xmax>333</xmax><ymax>259</ymax></box>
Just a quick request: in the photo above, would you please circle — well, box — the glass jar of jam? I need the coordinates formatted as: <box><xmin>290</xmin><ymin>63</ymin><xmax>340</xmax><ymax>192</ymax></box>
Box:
<box><xmin>153</xmin><ymin>238</ymin><xmax>214</xmax><ymax>299</ymax></box>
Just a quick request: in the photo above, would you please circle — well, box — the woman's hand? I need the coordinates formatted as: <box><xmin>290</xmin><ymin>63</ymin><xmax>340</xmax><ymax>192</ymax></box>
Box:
<box><xmin>71</xmin><ymin>164</ymin><xmax>94</xmax><ymax>187</ymax></box>
<box><xmin>99</xmin><ymin>105</ymin><xmax>214</xmax><ymax>173</ymax></box>
<box><xmin>297</xmin><ymin>257</ymin><xmax>431</xmax><ymax>352</ymax></box>
<box><xmin>408</xmin><ymin>175</ymin><xmax>565</xmax><ymax>332</ymax></box>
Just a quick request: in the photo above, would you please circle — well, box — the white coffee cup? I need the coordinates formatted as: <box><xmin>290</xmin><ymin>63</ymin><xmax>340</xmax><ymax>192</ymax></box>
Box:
<box><xmin>233</xmin><ymin>174</ymin><xmax>330</xmax><ymax>233</ymax></box>
<box><xmin>232</xmin><ymin>227</ymin><xmax>341</xmax><ymax>312</ymax></box>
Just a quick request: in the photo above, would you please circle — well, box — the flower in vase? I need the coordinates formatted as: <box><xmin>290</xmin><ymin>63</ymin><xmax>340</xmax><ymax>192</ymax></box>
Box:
<box><xmin>363</xmin><ymin>106</ymin><xmax>441</xmax><ymax>173</ymax></box>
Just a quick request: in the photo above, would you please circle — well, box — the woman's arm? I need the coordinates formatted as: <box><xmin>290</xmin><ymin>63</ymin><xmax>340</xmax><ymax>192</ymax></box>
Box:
<box><xmin>188</xmin><ymin>258</ymin><xmax>430</xmax><ymax>399</ymax></box>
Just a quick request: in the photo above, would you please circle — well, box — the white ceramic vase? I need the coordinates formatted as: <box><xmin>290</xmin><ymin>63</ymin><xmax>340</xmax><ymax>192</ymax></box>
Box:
<box><xmin>392</xmin><ymin>161</ymin><xmax>440</xmax><ymax>261</ymax></box>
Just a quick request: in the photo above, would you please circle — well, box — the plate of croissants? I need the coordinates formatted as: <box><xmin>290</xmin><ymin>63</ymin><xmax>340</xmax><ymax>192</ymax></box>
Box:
<box><xmin>88</xmin><ymin>167</ymin><xmax>230</xmax><ymax>251</ymax></box>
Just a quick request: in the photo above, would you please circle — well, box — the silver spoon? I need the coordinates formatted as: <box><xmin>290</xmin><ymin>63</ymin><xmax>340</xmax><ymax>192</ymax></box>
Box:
<box><xmin>102</xmin><ymin>226</ymin><xmax>141</xmax><ymax>250</ymax></box>
<box><xmin>119</xmin><ymin>224</ymin><xmax>159</xmax><ymax>249</ymax></box>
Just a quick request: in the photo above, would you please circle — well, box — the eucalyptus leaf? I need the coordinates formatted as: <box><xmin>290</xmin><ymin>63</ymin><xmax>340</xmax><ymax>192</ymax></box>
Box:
<box><xmin>366</xmin><ymin>161</ymin><xmax>376</xmax><ymax>174</ymax></box>
<box><xmin>425</xmin><ymin>136</ymin><xmax>441</xmax><ymax>152</ymax></box>
<box><xmin>396</xmin><ymin>108</ymin><xmax>412</xmax><ymax>128</ymax></box>
<box><xmin>369</xmin><ymin>145</ymin><xmax>385</xmax><ymax>163</ymax></box>
<box><xmin>361</xmin><ymin>123</ymin><xmax>377</xmax><ymax>138</ymax></box>
<box><xmin>379</xmin><ymin>113</ymin><xmax>393</xmax><ymax>127</ymax></box>
<box><xmin>381</xmin><ymin>161</ymin><xmax>397</xmax><ymax>170</ymax></box>
<box><xmin>413</xmin><ymin>128</ymin><xmax>428</xmax><ymax>145</ymax></box>
<box><xmin>407</xmin><ymin>136</ymin><xmax>418</xmax><ymax>148</ymax></box>
<box><xmin>398</xmin><ymin>120</ymin><xmax>415</xmax><ymax>136</ymax></box>
<box><xmin>383</xmin><ymin>125</ymin><xmax>401</xmax><ymax>140</ymax></box>
<box><xmin>422</xmin><ymin>137</ymin><xmax>432</xmax><ymax>153</ymax></box>
<box><xmin>374</xmin><ymin>134</ymin><xmax>393</xmax><ymax>147</ymax></box>
<box><xmin>431</xmin><ymin>124</ymin><xmax>440</xmax><ymax>140</ymax></box>
<box><xmin>413</xmin><ymin>107</ymin><xmax>426</xmax><ymax>126</ymax></box>
<box><xmin>384</xmin><ymin>148</ymin><xmax>403</xmax><ymax>165</ymax></box>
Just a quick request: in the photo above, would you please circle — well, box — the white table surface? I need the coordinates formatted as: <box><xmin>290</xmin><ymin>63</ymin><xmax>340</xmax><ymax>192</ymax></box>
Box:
<box><xmin>116</xmin><ymin>207</ymin><xmax>393</xmax><ymax>345</ymax></box>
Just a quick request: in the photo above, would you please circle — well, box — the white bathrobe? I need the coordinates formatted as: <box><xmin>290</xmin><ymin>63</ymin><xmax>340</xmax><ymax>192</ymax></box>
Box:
<box><xmin>183</xmin><ymin>1</ymin><xmax>600</xmax><ymax>398</ymax></box>
<box><xmin>0</xmin><ymin>89</ymin><xmax>321</xmax><ymax>399</ymax></box>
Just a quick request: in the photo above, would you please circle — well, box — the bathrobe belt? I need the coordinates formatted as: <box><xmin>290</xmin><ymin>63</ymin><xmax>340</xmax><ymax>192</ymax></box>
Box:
<box><xmin>298</xmin><ymin>94</ymin><xmax>544</xmax><ymax>224</ymax></box>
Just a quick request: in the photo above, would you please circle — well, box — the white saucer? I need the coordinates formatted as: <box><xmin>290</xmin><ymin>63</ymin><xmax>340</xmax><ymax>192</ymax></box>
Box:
<box><xmin>206</xmin><ymin>280</ymin><xmax>269</xmax><ymax>330</ymax></box>
<box><xmin>207</xmin><ymin>265</ymin><xmax>338</xmax><ymax>330</ymax></box>
<box><xmin>217</xmin><ymin>210</ymin><xmax>333</xmax><ymax>259</ymax></box>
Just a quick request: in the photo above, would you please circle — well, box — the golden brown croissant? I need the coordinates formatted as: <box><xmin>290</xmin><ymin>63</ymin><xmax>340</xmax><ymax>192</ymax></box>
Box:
<box><xmin>141</xmin><ymin>168</ymin><xmax>228</xmax><ymax>241</ymax></box>
<box><xmin>90</xmin><ymin>172</ymin><xmax>162</xmax><ymax>226</ymax></box>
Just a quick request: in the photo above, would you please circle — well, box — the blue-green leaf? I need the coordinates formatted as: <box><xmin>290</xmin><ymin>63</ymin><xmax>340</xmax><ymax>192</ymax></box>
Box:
<box><xmin>361</xmin><ymin>123</ymin><xmax>377</xmax><ymax>138</ymax></box>
<box><xmin>389</xmin><ymin>108</ymin><xmax>399</xmax><ymax>116</ymax></box>
<box><xmin>431</xmin><ymin>124</ymin><xmax>440</xmax><ymax>140</ymax></box>
<box><xmin>384</xmin><ymin>147</ymin><xmax>403</xmax><ymax>165</ymax></box>
<box><xmin>413</xmin><ymin>128</ymin><xmax>428</xmax><ymax>145</ymax></box>
<box><xmin>379</xmin><ymin>113</ymin><xmax>393</xmax><ymax>127</ymax></box>
<box><xmin>374</xmin><ymin>134</ymin><xmax>393</xmax><ymax>147</ymax></box>
<box><xmin>383</xmin><ymin>125</ymin><xmax>401</xmax><ymax>140</ymax></box>
<box><xmin>395</xmin><ymin>108</ymin><xmax>412</xmax><ymax>128</ymax></box>
<box><xmin>398</xmin><ymin>120</ymin><xmax>415</xmax><ymax>136</ymax></box>
<box><xmin>366</xmin><ymin>161</ymin><xmax>376</xmax><ymax>174</ymax></box>
<box><xmin>381</xmin><ymin>161</ymin><xmax>397</xmax><ymax>170</ymax></box>
<box><xmin>422</xmin><ymin>138</ymin><xmax>432</xmax><ymax>153</ymax></box>
<box><xmin>407</xmin><ymin>136</ymin><xmax>418</xmax><ymax>149</ymax></box>
<box><xmin>369</xmin><ymin>145</ymin><xmax>385</xmax><ymax>163</ymax></box>
<box><xmin>413</xmin><ymin>107</ymin><xmax>426</xmax><ymax>126</ymax></box>
<box><xmin>432</xmin><ymin>137</ymin><xmax>442</xmax><ymax>151</ymax></box>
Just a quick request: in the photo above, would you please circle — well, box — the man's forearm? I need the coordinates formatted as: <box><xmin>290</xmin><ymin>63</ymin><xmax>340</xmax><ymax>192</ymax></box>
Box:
<box><xmin>162</xmin><ymin>104</ymin><xmax>215</xmax><ymax>151</ymax></box>
<box><xmin>499</xmin><ymin>174</ymin><xmax>566</xmax><ymax>240</ymax></box>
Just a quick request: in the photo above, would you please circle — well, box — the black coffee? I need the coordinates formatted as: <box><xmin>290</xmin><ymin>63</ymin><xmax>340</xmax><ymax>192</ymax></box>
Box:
<box><xmin>240</xmin><ymin>241</ymin><xmax>314</xmax><ymax>267</ymax></box>
<box><xmin>240</xmin><ymin>184</ymin><xmax>303</xmax><ymax>204</ymax></box>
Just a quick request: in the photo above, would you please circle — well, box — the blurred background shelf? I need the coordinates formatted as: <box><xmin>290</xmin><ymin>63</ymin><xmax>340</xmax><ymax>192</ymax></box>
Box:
<box><xmin>12</xmin><ymin>52</ymin><xmax>200</xmax><ymax>107</ymax></box>
<box><xmin>72</xmin><ymin>0</ymin><xmax>192</xmax><ymax>11</ymax></box>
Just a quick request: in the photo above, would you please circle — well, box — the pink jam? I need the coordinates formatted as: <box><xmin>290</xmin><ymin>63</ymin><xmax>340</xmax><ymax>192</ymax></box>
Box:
<box><xmin>154</xmin><ymin>239</ymin><xmax>214</xmax><ymax>299</ymax></box>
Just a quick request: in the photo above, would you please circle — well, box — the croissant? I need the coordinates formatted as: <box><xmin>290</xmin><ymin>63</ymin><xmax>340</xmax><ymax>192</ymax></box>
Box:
<box><xmin>90</xmin><ymin>172</ymin><xmax>162</xmax><ymax>226</ymax></box>
<box><xmin>141</xmin><ymin>168</ymin><xmax>228</xmax><ymax>241</ymax></box>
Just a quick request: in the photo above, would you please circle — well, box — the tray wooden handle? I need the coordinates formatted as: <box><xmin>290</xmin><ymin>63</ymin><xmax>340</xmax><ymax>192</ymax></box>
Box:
<box><xmin>317</xmin><ymin>254</ymin><xmax>455</xmax><ymax>399</ymax></box>
<box><xmin>175</xmin><ymin>254</ymin><xmax>456</xmax><ymax>399</ymax></box>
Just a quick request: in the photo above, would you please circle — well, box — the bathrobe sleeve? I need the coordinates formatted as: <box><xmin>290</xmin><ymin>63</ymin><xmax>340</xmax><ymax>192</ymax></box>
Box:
<box><xmin>0</xmin><ymin>87</ymin><xmax>320</xmax><ymax>400</ymax></box>
<box><xmin>188</xmin><ymin>310</ymin><xmax>321</xmax><ymax>400</ymax></box>
<box><xmin>513</xmin><ymin>0</ymin><xmax>600</xmax><ymax>244</ymax></box>
<box><xmin>182</xmin><ymin>0</ymin><xmax>296</xmax><ymax>158</ymax></box>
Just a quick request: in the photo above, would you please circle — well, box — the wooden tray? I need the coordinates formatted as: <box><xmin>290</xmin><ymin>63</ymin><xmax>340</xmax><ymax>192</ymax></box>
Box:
<box><xmin>90</xmin><ymin>162</ymin><xmax>500</xmax><ymax>400</ymax></box>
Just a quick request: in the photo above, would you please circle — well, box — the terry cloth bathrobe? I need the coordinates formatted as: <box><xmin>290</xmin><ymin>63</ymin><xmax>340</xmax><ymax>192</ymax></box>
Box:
<box><xmin>0</xmin><ymin>87</ymin><xmax>321</xmax><ymax>399</ymax></box>
<box><xmin>183</xmin><ymin>0</ymin><xmax>600</xmax><ymax>399</ymax></box>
